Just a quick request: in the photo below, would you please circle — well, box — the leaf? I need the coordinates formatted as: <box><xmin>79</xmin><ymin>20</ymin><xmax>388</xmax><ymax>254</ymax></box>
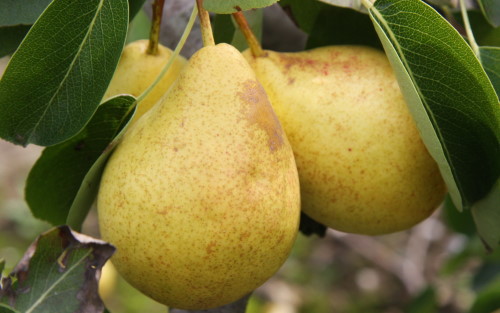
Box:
<box><xmin>0</xmin><ymin>0</ymin><xmax>129</xmax><ymax>146</ymax></box>
<box><xmin>470</xmin><ymin>279</ymin><xmax>500</xmax><ymax>313</ymax></box>
<box><xmin>317</xmin><ymin>0</ymin><xmax>367</xmax><ymax>13</ymax></box>
<box><xmin>0</xmin><ymin>0</ymin><xmax>52</xmax><ymax>26</ymax></box>
<box><xmin>367</xmin><ymin>0</ymin><xmax>500</xmax><ymax>214</ymax></box>
<box><xmin>214</xmin><ymin>10</ymin><xmax>263</xmax><ymax>51</ymax></box>
<box><xmin>472</xmin><ymin>180</ymin><xmax>500</xmax><ymax>249</ymax></box>
<box><xmin>213</xmin><ymin>14</ymin><xmax>236</xmax><ymax>45</ymax></box>
<box><xmin>0</xmin><ymin>304</ymin><xmax>20</xmax><ymax>313</ymax></box>
<box><xmin>479</xmin><ymin>47</ymin><xmax>500</xmax><ymax>96</ymax></box>
<box><xmin>0</xmin><ymin>226</ymin><xmax>115</xmax><ymax>313</ymax></box>
<box><xmin>126</xmin><ymin>8</ymin><xmax>151</xmax><ymax>44</ymax></box>
<box><xmin>406</xmin><ymin>287</ymin><xmax>438</xmax><ymax>313</ymax></box>
<box><xmin>306</xmin><ymin>4</ymin><xmax>381</xmax><ymax>49</ymax></box>
<box><xmin>477</xmin><ymin>0</ymin><xmax>500</xmax><ymax>27</ymax></box>
<box><xmin>0</xmin><ymin>26</ymin><xmax>30</xmax><ymax>57</ymax></box>
<box><xmin>279</xmin><ymin>0</ymin><xmax>325</xmax><ymax>34</ymax></box>
<box><xmin>25</xmin><ymin>96</ymin><xmax>135</xmax><ymax>228</ymax></box>
<box><xmin>466</xmin><ymin>11</ymin><xmax>500</xmax><ymax>47</ymax></box>
<box><xmin>442</xmin><ymin>195</ymin><xmax>476</xmax><ymax>236</ymax></box>
<box><xmin>203</xmin><ymin>0</ymin><xmax>277</xmax><ymax>14</ymax></box>
<box><xmin>128</xmin><ymin>0</ymin><xmax>147</xmax><ymax>21</ymax></box>
<box><xmin>299</xmin><ymin>212</ymin><xmax>327</xmax><ymax>237</ymax></box>
<box><xmin>232</xmin><ymin>10</ymin><xmax>263</xmax><ymax>51</ymax></box>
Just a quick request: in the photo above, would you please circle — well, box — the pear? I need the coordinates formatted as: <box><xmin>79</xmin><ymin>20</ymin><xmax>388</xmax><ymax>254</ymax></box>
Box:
<box><xmin>244</xmin><ymin>46</ymin><xmax>446</xmax><ymax>235</ymax></box>
<box><xmin>103</xmin><ymin>39</ymin><xmax>186</xmax><ymax>124</ymax></box>
<box><xmin>97</xmin><ymin>43</ymin><xmax>300</xmax><ymax>309</ymax></box>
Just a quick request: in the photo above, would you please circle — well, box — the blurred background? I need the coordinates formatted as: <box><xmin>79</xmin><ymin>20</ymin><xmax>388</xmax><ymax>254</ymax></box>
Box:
<box><xmin>1</xmin><ymin>1</ymin><xmax>500</xmax><ymax>312</ymax></box>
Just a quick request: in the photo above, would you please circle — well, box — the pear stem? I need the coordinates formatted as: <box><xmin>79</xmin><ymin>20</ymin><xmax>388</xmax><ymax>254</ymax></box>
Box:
<box><xmin>196</xmin><ymin>0</ymin><xmax>215</xmax><ymax>46</ymax></box>
<box><xmin>146</xmin><ymin>0</ymin><xmax>166</xmax><ymax>55</ymax></box>
<box><xmin>136</xmin><ymin>4</ymin><xmax>198</xmax><ymax>103</ymax></box>
<box><xmin>232</xmin><ymin>11</ymin><xmax>264</xmax><ymax>57</ymax></box>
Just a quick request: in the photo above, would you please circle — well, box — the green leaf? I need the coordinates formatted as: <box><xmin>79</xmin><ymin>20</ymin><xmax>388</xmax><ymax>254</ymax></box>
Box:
<box><xmin>479</xmin><ymin>47</ymin><xmax>500</xmax><ymax>96</ymax></box>
<box><xmin>279</xmin><ymin>0</ymin><xmax>325</xmax><ymax>34</ymax></box>
<box><xmin>0</xmin><ymin>304</ymin><xmax>20</xmax><ymax>313</ymax></box>
<box><xmin>442</xmin><ymin>195</ymin><xmax>476</xmax><ymax>236</ymax></box>
<box><xmin>407</xmin><ymin>287</ymin><xmax>438</xmax><ymax>313</ymax></box>
<box><xmin>477</xmin><ymin>0</ymin><xmax>500</xmax><ymax>27</ymax></box>
<box><xmin>467</xmin><ymin>11</ymin><xmax>500</xmax><ymax>47</ymax></box>
<box><xmin>128</xmin><ymin>0</ymin><xmax>147</xmax><ymax>21</ymax></box>
<box><xmin>470</xmin><ymin>278</ymin><xmax>500</xmax><ymax>313</ymax></box>
<box><xmin>213</xmin><ymin>14</ymin><xmax>236</xmax><ymax>45</ymax></box>
<box><xmin>126</xmin><ymin>8</ymin><xmax>151</xmax><ymax>44</ymax></box>
<box><xmin>25</xmin><ymin>96</ymin><xmax>135</xmax><ymax>228</ymax></box>
<box><xmin>472</xmin><ymin>180</ymin><xmax>500</xmax><ymax>249</ymax></box>
<box><xmin>0</xmin><ymin>26</ymin><xmax>30</xmax><ymax>57</ymax></box>
<box><xmin>231</xmin><ymin>10</ymin><xmax>263</xmax><ymax>51</ymax></box>
<box><xmin>306</xmin><ymin>5</ymin><xmax>381</xmax><ymax>49</ymax></box>
<box><xmin>367</xmin><ymin>0</ymin><xmax>500</xmax><ymax>214</ymax></box>
<box><xmin>0</xmin><ymin>226</ymin><xmax>115</xmax><ymax>313</ymax></box>
<box><xmin>0</xmin><ymin>0</ymin><xmax>52</xmax><ymax>26</ymax></box>
<box><xmin>0</xmin><ymin>0</ymin><xmax>129</xmax><ymax>146</ymax></box>
<box><xmin>204</xmin><ymin>0</ymin><xmax>277</xmax><ymax>14</ymax></box>
<box><xmin>213</xmin><ymin>10</ymin><xmax>263</xmax><ymax>52</ymax></box>
<box><xmin>316</xmin><ymin>0</ymin><xmax>367</xmax><ymax>13</ymax></box>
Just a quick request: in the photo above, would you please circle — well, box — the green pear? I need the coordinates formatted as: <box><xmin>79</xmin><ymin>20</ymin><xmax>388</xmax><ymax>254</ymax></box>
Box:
<box><xmin>97</xmin><ymin>43</ymin><xmax>300</xmax><ymax>309</ymax></box>
<box><xmin>103</xmin><ymin>39</ymin><xmax>187</xmax><ymax>124</ymax></box>
<box><xmin>244</xmin><ymin>46</ymin><xmax>446</xmax><ymax>235</ymax></box>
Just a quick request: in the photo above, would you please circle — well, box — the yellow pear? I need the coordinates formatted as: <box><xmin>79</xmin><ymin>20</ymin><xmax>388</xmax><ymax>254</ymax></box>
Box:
<box><xmin>244</xmin><ymin>46</ymin><xmax>446</xmax><ymax>235</ymax></box>
<box><xmin>103</xmin><ymin>39</ymin><xmax>187</xmax><ymax>124</ymax></box>
<box><xmin>97</xmin><ymin>43</ymin><xmax>300</xmax><ymax>309</ymax></box>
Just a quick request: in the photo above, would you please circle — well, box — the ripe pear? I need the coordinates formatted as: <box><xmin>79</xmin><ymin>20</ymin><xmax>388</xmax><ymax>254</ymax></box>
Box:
<box><xmin>244</xmin><ymin>46</ymin><xmax>446</xmax><ymax>235</ymax></box>
<box><xmin>103</xmin><ymin>39</ymin><xmax>186</xmax><ymax>124</ymax></box>
<box><xmin>97</xmin><ymin>43</ymin><xmax>300</xmax><ymax>309</ymax></box>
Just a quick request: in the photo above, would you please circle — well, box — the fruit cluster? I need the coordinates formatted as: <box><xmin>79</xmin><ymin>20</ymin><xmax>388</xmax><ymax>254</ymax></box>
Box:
<box><xmin>97</xmin><ymin>14</ymin><xmax>446</xmax><ymax>310</ymax></box>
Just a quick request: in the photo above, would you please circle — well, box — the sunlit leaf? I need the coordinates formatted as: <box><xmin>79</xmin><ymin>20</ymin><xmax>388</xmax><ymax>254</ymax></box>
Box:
<box><xmin>0</xmin><ymin>0</ymin><xmax>128</xmax><ymax>146</ymax></box>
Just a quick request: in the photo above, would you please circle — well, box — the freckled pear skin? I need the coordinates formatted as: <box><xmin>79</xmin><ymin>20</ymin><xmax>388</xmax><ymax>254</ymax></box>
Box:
<box><xmin>97</xmin><ymin>43</ymin><xmax>300</xmax><ymax>309</ymax></box>
<box><xmin>103</xmin><ymin>39</ymin><xmax>187</xmax><ymax>124</ymax></box>
<box><xmin>244</xmin><ymin>46</ymin><xmax>446</xmax><ymax>235</ymax></box>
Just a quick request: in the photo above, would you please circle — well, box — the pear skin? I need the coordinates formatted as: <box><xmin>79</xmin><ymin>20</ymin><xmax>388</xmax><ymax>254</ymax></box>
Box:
<box><xmin>97</xmin><ymin>43</ymin><xmax>300</xmax><ymax>309</ymax></box>
<box><xmin>103</xmin><ymin>39</ymin><xmax>187</xmax><ymax>124</ymax></box>
<box><xmin>244</xmin><ymin>46</ymin><xmax>446</xmax><ymax>235</ymax></box>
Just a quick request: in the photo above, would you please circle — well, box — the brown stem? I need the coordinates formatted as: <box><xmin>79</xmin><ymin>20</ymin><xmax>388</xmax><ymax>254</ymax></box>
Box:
<box><xmin>146</xmin><ymin>0</ymin><xmax>166</xmax><ymax>55</ymax></box>
<box><xmin>232</xmin><ymin>11</ymin><xmax>264</xmax><ymax>57</ymax></box>
<box><xmin>196</xmin><ymin>0</ymin><xmax>215</xmax><ymax>47</ymax></box>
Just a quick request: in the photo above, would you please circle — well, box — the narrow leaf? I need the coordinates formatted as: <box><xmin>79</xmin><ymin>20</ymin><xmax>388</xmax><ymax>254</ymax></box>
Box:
<box><xmin>0</xmin><ymin>226</ymin><xmax>115</xmax><ymax>313</ymax></box>
<box><xmin>25</xmin><ymin>96</ymin><xmax>135</xmax><ymax>228</ymax></box>
<box><xmin>0</xmin><ymin>0</ymin><xmax>128</xmax><ymax>146</ymax></box>
<box><xmin>479</xmin><ymin>47</ymin><xmax>500</xmax><ymax>95</ymax></box>
<box><xmin>204</xmin><ymin>0</ymin><xmax>277</xmax><ymax>14</ymax></box>
<box><xmin>477</xmin><ymin>0</ymin><xmax>500</xmax><ymax>27</ymax></box>
<box><xmin>0</xmin><ymin>0</ymin><xmax>52</xmax><ymax>26</ymax></box>
<box><xmin>367</xmin><ymin>0</ymin><xmax>500</xmax><ymax>214</ymax></box>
